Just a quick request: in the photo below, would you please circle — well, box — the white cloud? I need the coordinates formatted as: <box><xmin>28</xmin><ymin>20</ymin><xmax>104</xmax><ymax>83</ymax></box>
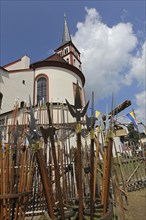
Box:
<box><xmin>71</xmin><ymin>7</ymin><xmax>145</xmax><ymax>100</ymax></box>
<box><xmin>125</xmin><ymin>41</ymin><xmax>146</xmax><ymax>86</ymax></box>
<box><xmin>135</xmin><ymin>90</ymin><xmax>146</xmax><ymax>124</ymax></box>
<box><xmin>120</xmin><ymin>9</ymin><xmax>129</xmax><ymax>22</ymax></box>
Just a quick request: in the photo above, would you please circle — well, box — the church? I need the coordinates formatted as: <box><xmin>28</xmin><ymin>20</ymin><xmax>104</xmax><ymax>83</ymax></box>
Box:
<box><xmin>0</xmin><ymin>15</ymin><xmax>132</xmax><ymax>220</ymax></box>
<box><xmin>0</xmin><ymin>16</ymin><xmax>86</xmax><ymax>135</ymax></box>
<box><xmin>0</xmin><ymin>15</ymin><xmax>126</xmax><ymax>156</ymax></box>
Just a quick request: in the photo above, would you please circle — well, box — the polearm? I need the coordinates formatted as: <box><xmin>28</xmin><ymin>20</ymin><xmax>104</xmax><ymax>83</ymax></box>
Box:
<box><xmin>113</xmin><ymin>141</ymin><xmax>128</xmax><ymax>204</ymax></box>
<box><xmin>66</xmin><ymin>81</ymin><xmax>89</xmax><ymax>219</ymax></box>
<box><xmin>60</xmin><ymin>146</ymin><xmax>68</xmax><ymax>204</ymax></box>
<box><xmin>86</xmin><ymin>92</ymin><xmax>96</xmax><ymax>220</ymax></box>
<box><xmin>101</xmin><ymin>100</ymin><xmax>114</xmax><ymax>216</ymax></box>
<box><xmin>14</xmin><ymin>145</ymin><xmax>26</xmax><ymax>220</ymax></box>
<box><xmin>102</xmin><ymin>100</ymin><xmax>131</xmax><ymax>121</ymax></box>
<box><xmin>103</xmin><ymin>128</ymin><xmax>114</xmax><ymax>214</ymax></box>
<box><xmin>11</xmin><ymin>123</ymin><xmax>19</xmax><ymax>220</ymax></box>
<box><xmin>0</xmin><ymin>140</ymin><xmax>4</xmax><ymax>220</ymax></box>
<box><xmin>45</xmin><ymin>102</ymin><xmax>65</xmax><ymax>219</ymax></box>
<box><xmin>35</xmin><ymin>146</ymin><xmax>55</xmax><ymax>219</ymax></box>
<box><xmin>94</xmin><ymin>135</ymin><xmax>100</xmax><ymax>201</ymax></box>
<box><xmin>111</xmin><ymin>167</ymin><xmax>125</xmax><ymax>220</ymax></box>
<box><xmin>26</xmin><ymin>96</ymin><xmax>55</xmax><ymax>219</ymax></box>
<box><xmin>5</xmin><ymin>144</ymin><xmax>10</xmax><ymax>219</ymax></box>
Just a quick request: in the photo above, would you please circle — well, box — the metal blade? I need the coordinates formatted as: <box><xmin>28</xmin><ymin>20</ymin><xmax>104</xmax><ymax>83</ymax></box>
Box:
<box><xmin>75</xmin><ymin>81</ymin><xmax>82</xmax><ymax>109</ymax></box>
<box><xmin>65</xmin><ymin>99</ymin><xmax>76</xmax><ymax>118</ymax></box>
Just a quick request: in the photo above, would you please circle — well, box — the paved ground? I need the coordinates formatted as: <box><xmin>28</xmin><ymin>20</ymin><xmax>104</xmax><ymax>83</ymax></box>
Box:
<box><xmin>124</xmin><ymin>188</ymin><xmax>146</xmax><ymax>220</ymax></box>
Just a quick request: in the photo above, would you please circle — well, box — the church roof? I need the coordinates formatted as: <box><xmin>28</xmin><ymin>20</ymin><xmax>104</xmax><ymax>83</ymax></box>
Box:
<box><xmin>44</xmin><ymin>53</ymin><xmax>67</xmax><ymax>63</ymax></box>
<box><xmin>30</xmin><ymin>55</ymin><xmax>85</xmax><ymax>86</ymax></box>
<box><xmin>60</xmin><ymin>15</ymin><xmax>72</xmax><ymax>47</ymax></box>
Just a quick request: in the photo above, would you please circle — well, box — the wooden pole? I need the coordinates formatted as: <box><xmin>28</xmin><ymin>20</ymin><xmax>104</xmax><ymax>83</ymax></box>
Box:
<box><xmin>102</xmin><ymin>134</ymin><xmax>113</xmax><ymax>214</ymax></box>
<box><xmin>35</xmin><ymin>147</ymin><xmax>55</xmax><ymax>219</ymax></box>
<box><xmin>76</xmin><ymin>123</ymin><xmax>83</xmax><ymax>220</ymax></box>
<box><xmin>90</xmin><ymin>129</ymin><xmax>95</xmax><ymax>220</ymax></box>
<box><xmin>111</xmin><ymin>167</ymin><xmax>125</xmax><ymax>220</ymax></box>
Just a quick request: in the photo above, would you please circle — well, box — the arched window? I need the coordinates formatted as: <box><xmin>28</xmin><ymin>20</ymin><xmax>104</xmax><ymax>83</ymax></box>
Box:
<box><xmin>37</xmin><ymin>77</ymin><xmax>47</xmax><ymax>103</ymax></box>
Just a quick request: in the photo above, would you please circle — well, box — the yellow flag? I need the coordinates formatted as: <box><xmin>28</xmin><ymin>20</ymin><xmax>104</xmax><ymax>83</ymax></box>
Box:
<box><xmin>95</xmin><ymin>110</ymin><xmax>100</xmax><ymax>118</ymax></box>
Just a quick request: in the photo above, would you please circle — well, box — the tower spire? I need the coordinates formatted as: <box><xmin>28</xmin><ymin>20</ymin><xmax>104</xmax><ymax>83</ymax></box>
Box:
<box><xmin>62</xmin><ymin>14</ymin><xmax>71</xmax><ymax>45</ymax></box>
<box><xmin>55</xmin><ymin>15</ymin><xmax>82</xmax><ymax>70</ymax></box>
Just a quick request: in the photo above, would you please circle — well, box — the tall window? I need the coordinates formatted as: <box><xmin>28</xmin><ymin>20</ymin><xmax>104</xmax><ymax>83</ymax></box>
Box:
<box><xmin>73</xmin><ymin>83</ymin><xmax>85</xmax><ymax>107</ymax></box>
<box><xmin>64</xmin><ymin>48</ymin><xmax>68</xmax><ymax>55</ymax></box>
<box><xmin>37</xmin><ymin>77</ymin><xmax>47</xmax><ymax>103</ymax></box>
<box><xmin>0</xmin><ymin>93</ymin><xmax>3</xmax><ymax>109</ymax></box>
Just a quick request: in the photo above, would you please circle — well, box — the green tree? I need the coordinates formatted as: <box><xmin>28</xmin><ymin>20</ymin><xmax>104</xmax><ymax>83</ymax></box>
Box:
<box><xmin>123</xmin><ymin>123</ymin><xmax>139</xmax><ymax>145</ymax></box>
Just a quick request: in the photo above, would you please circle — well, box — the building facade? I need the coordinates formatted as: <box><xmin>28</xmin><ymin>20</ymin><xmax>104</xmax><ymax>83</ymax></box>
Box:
<box><xmin>0</xmin><ymin>17</ymin><xmax>86</xmax><ymax>130</ymax></box>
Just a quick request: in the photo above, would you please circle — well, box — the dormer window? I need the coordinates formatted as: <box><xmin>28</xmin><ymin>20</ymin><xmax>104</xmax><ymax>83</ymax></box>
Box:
<box><xmin>59</xmin><ymin>51</ymin><xmax>62</xmax><ymax>56</ymax></box>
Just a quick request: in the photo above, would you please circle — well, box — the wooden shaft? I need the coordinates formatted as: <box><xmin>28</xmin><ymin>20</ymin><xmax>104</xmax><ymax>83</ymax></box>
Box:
<box><xmin>60</xmin><ymin>147</ymin><xmax>68</xmax><ymax>204</ymax></box>
<box><xmin>50</xmin><ymin>139</ymin><xmax>65</xmax><ymax>219</ymax></box>
<box><xmin>93</xmin><ymin>136</ymin><xmax>99</xmax><ymax>201</ymax></box>
<box><xmin>113</xmin><ymin>141</ymin><xmax>128</xmax><ymax>197</ymax></box>
<box><xmin>112</xmin><ymin>167</ymin><xmax>125</xmax><ymax>220</ymax></box>
<box><xmin>103</xmin><ymin>137</ymin><xmax>113</xmax><ymax>214</ymax></box>
<box><xmin>0</xmin><ymin>141</ymin><xmax>4</xmax><ymax>220</ymax></box>
<box><xmin>102</xmin><ymin>100</ymin><xmax>131</xmax><ymax>121</ymax></box>
<box><xmin>101</xmin><ymin>146</ymin><xmax>108</xmax><ymax>204</ymax></box>
<box><xmin>90</xmin><ymin>137</ymin><xmax>95</xmax><ymax>220</ymax></box>
<box><xmin>35</xmin><ymin>148</ymin><xmax>55</xmax><ymax>219</ymax></box>
<box><xmin>14</xmin><ymin>147</ymin><xmax>26</xmax><ymax>220</ymax></box>
<box><xmin>76</xmin><ymin>131</ymin><xmax>83</xmax><ymax>220</ymax></box>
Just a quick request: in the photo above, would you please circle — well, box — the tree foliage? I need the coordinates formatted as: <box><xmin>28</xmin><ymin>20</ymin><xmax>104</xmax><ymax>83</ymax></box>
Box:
<box><xmin>123</xmin><ymin>123</ymin><xmax>139</xmax><ymax>145</ymax></box>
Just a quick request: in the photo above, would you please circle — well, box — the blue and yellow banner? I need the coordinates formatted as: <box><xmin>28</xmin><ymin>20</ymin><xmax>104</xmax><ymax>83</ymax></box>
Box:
<box><xmin>126</xmin><ymin>111</ymin><xmax>138</xmax><ymax>129</ymax></box>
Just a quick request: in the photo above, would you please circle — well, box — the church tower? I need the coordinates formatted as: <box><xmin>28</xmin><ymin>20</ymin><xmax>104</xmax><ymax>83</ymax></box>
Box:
<box><xmin>55</xmin><ymin>15</ymin><xmax>82</xmax><ymax>71</ymax></box>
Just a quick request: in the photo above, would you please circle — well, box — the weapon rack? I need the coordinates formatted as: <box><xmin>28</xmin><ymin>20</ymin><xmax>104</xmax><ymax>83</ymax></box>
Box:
<box><xmin>0</xmin><ymin>101</ymin><xmax>145</xmax><ymax>220</ymax></box>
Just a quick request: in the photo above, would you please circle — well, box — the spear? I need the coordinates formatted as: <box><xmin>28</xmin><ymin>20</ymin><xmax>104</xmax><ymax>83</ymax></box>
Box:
<box><xmin>0</xmin><ymin>139</ymin><xmax>4</xmax><ymax>220</ymax></box>
<box><xmin>66</xmin><ymin>81</ymin><xmax>89</xmax><ymax>219</ymax></box>
<box><xmin>102</xmin><ymin>100</ymin><xmax>114</xmax><ymax>215</ymax></box>
<box><xmin>11</xmin><ymin>122</ymin><xmax>19</xmax><ymax>220</ymax></box>
<box><xmin>102</xmin><ymin>100</ymin><xmax>131</xmax><ymax>121</ymax></box>
<box><xmin>86</xmin><ymin>92</ymin><xmax>97</xmax><ymax>220</ymax></box>
<box><xmin>43</xmin><ymin>102</ymin><xmax>65</xmax><ymax>219</ymax></box>
<box><xmin>26</xmin><ymin>96</ymin><xmax>55</xmax><ymax>219</ymax></box>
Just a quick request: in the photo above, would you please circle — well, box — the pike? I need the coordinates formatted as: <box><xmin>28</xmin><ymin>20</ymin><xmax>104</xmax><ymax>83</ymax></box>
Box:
<box><xmin>66</xmin><ymin>81</ymin><xmax>89</xmax><ymax>219</ymax></box>
<box><xmin>86</xmin><ymin>92</ymin><xmax>96</xmax><ymax>220</ymax></box>
<box><xmin>29</xmin><ymin>96</ymin><xmax>55</xmax><ymax>219</ymax></box>
<box><xmin>14</xmin><ymin>145</ymin><xmax>26</xmax><ymax>220</ymax></box>
<box><xmin>4</xmin><ymin>143</ymin><xmax>10</xmax><ymax>219</ymax></box>
<box><xmin>61</xmin><ymin>103</ymin><xmax>71</xmax><ymax>200</ymax></box>
<box><xmin>101</xmin><ymin>105</ymin><xmax>109</xmax><ymax>208</ymax></box>
<box><xmin>0</xmin><ymin>139</ymin><xmax>4</xmax><ymax>220</ymax></box>
<box><xmin>94</xmin><ymin>135</ymin><xmax>100</xmax><ymax>201</ymax></box>
<box><xmin>113</xmin><ymin>141</ymin><xmax>128</xmax><ymax>204</ymax></box>
<box><xmin>102</xmin><ymin>100</ymin><xmax>131</xmax><ymax>121</ymax></box>
<box><xmin>59</xmin><ymin>145</ymin><xmax>68</xmax><ymax>204</ymax></box>
<box><xmin>41</xmin><ymin>102</ymin><xmax>65</xmax><ymax>219</ymax></box>
<box><xmin>102</xmin><ymin>96</ymin><xmax>114</xmax><ymax>215</ymax></box>
<box><xmin>11</xmin><ymin>122</ymin><xmax>19</xmax><ymax>220</ymax></box>
<box><xmin>111</xmin><ymin>167</ymin><xmax>125</xmax><ymax>220</ymax></box>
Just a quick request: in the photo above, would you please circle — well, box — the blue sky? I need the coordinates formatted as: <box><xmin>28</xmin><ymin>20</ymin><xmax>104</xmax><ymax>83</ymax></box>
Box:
<box><xmin>1</xmin><ymin>0</ymin><xmax>146</xmax><ymax>129</ymax></box>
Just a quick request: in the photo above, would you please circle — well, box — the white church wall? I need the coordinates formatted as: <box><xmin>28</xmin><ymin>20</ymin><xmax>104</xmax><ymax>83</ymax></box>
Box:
<box><xmin>0</xmin><ymin>69</ymin><xmax>34</xmax><ymax>114</ymax></box>
<box><xmin>34</xmin><ymin>66</ymin><xmax>84</xmax><ymax>106</ymax></box>
<box><xmin>4</xmin><ymin>55</ymin><xmax>30</xmax><ymax>71</ymax></box>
